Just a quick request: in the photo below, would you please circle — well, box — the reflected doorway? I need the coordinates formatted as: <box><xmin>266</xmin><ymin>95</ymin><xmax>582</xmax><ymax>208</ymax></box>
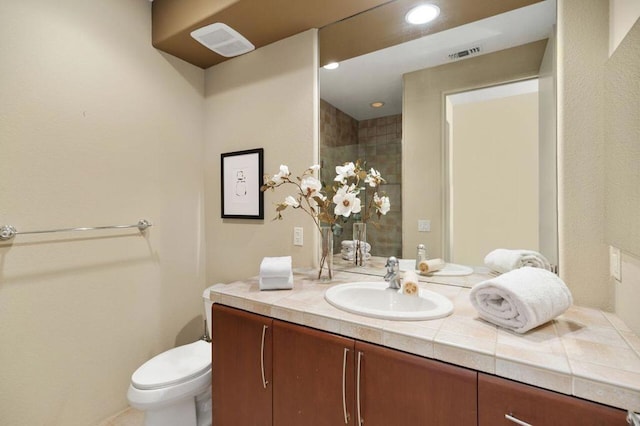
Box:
<box><xmin>445</xmin><ymin>79</ymin><xmax>541</xmax><ymax>266</ymax></box>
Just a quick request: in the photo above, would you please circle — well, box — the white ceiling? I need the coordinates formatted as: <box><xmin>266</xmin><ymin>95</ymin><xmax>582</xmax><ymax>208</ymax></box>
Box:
<box><xmin>319</xmin><ymin>0</ymin><xmax>556</xmax><ymax>121</ymax></box>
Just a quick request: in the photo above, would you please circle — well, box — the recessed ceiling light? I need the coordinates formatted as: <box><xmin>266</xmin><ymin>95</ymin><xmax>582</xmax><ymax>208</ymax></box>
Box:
<box><xmin>323</xmin><ymin>62</ymin><xmax>340</xmax><ymax>70</ymax></box>
<box><xmin>370</xmin><ymin>102</ymin><xmax>385</xmax><ymax>108</ymax></box>
<box><xmin>405</xmin><ymin>4</ymin><xmax>440</xmax><ymax>25</ymax></box>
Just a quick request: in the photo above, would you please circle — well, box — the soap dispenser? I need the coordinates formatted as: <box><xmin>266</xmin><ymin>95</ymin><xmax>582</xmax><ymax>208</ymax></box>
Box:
<box><xmin>415</xmin><ymin>244</ymin><xmax>427</xmax><ymax>270</ymax></box>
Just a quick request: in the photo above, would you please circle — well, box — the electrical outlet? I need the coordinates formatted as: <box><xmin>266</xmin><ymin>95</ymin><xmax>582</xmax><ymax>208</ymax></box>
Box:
<box><xmin>610</xmin><ymin>246</ymin><xmax>621</xmax><ymax>281</ymax></box>
<box><xmin>418</xmin><ymin>220</ymin><xmax>431</xmax><ymax>232</ymax></box>
<box><xmin>293</xmin><ymin>227</ymin><xmax>303</xmax><ymax>246</ymax></box>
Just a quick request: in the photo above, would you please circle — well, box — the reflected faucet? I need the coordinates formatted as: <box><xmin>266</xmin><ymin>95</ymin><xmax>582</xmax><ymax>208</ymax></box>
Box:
<box><xmin>384</xmin><ymin>256</ymin><xmax>401</xmax><ymax>290</ymax></box>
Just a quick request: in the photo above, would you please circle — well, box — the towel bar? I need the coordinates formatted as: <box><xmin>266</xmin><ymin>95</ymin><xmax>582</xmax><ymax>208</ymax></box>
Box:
<box><xmin>0</xmin><ymin>219</ymin><xmax>151</xmax><ymax>241</ymax></box>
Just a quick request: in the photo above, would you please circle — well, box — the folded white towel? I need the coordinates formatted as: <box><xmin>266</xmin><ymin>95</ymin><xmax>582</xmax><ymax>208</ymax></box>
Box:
<box><xmin>469</xmin><ymin>267</ymin><xmax>572</xmax><ymax>333</ymax></box>
<box><xmin>341</xmin><ymin>240</ymin><xmax>371</xmax><ymax>251</ymax></box>
<box><xmin>341</xmin><ymin>248</ymin><xmax>370</xmax><ymax>256</ymax></box>
<box><xmin>259</xmin><ymin>256</ymin><xmax>293</xmax><ymax>290</ymax></box>
<box><xmin>484</xmin><ymin>249</ymin><xmax>551</xmax><ymax>274</ymax></box>
<box><xmin>341</xmin><ymin>252</ymin><xmax>372</xmax><ymax>261</ymax></box>
<box><xmin>259</xmin><ymin>275</ymin><xmax>293</xmax><ymax>290</ymax></box>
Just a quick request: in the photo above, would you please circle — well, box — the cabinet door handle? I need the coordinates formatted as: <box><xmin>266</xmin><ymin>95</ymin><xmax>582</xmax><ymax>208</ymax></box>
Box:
<box><xmin>505</xmin><ymin>413</ymin><xmax>532</xmax><ymax>426</ymax></box>
<box><xmin>356</xmin><ymin>351</ymin><xmax>363</xmax><ymax>425</ymax></box>
<box><xmin>260</xmin><ymin>324</ymin><xmax>269</xmax><ymax>389</ymax></box>
<box><xmin>342</xmin><ymin>348</ymin><xmax>350</xmax><ymax>424</ymax></box>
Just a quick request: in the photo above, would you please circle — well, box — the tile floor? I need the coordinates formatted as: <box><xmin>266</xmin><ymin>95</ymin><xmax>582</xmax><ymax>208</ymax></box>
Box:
<box><xmin>98</xmin><ymin>408</ymin><xmax>143</xmax><ymax>426</ymax></box>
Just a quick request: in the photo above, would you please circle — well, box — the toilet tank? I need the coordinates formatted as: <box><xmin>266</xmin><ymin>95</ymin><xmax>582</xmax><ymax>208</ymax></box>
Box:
<box><xmin>202</xmin><ymin>285</ymin><xmax>217</xmax><ymax>338</ymax></box>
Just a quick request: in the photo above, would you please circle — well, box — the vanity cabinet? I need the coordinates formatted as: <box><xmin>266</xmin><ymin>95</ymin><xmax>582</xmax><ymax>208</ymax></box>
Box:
<box><xmin>211</xmin><ymin>304</ymin><xmax>273</xmax><ymax>426</ymax></box>
<box><xmin>212</xmin><ymin>304</ymin><xmax>476</xmax><ymax>426</ymax></box>
<box><xmin>272</xmin><ymin>320</ymin><xmax>356</xmax><ymax>425</ymax></box>
<box><xmin>355</xmin><ymin>340</ymin><xmax>477</xmax><ymax>425</ymax></box>
<box><xmin>478</xmin><ymin>373</ymin><xmax>627</xmax><ymax>425</ymax></box>
<box><xmin>211</xmin><ymin>304</ymin><xmax>627</xmax><ymax>426</ymax></box>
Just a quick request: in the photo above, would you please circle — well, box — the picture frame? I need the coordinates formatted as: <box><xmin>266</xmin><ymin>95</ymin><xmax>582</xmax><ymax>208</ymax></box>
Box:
<box><xmin>221</xmin><ymin>148</ymin><xmax>264</xmax><ymax>219</ymax></box>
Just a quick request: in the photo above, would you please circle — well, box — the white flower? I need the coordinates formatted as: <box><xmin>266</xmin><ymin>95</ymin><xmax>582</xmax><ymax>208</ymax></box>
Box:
<box><xmin>272</xmin><ymin>164</ymin><xmax>290</xmax><ymax>184</ymax></box>
<box><xmin>301</xmin><ymin>176</ymin><xmax>323</xmax><ymax>198</ymax></box>
<box><xmin>333</xmin><ymin>184</ymin><xmax>362</xmax><ymax>217</ymax></box>
<box><xmin>284</xmin><ymin>195</ymin><xmax>299</xmax><ymax>208</ymax></box>
<box><xmin>365</xmin><ymin>168</ymin><xmax>385</xmax><ymax>187</ymax></box>
<box><xmin>334</xmin><ymin>162</ymin><xmax>356</xmax><ymax>183</ymax></box>
<box><xmin>374</xmin><ymin>193</ymin><xmax>390</xmax><ymax>215</ymax></box>
<box><xmin>309</xmin><ymin>164</ymin><xmax>321</xmax><ymax>171</ymax></box>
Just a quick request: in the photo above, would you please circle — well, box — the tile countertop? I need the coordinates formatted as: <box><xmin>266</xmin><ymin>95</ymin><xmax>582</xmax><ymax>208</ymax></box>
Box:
<box><xmin>208</xmin><ymin>268</ymin><xmax>640</xmax><ymax>412</ymax></box>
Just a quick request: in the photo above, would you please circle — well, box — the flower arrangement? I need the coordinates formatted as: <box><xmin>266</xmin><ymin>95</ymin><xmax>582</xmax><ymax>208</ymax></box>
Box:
<box><xmin>261</xmin><ymin>160</ymin><xmax>390</xmax><ymax>278</ymax></box>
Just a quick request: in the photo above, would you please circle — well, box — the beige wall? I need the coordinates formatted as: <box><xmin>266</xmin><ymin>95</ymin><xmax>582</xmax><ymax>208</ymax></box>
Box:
<box><xmin>402</xmin><ymin>40</ymin><xmax>546</xmax><ymax>260</ymax></box>
<box><xmin>556</xmin><ymin>0</ymin><xmax>611</xmax><ymax>309</ymax></box>
<box><xmin>609</xmin><ymin>0</ymin><xmax>640</xmax><ymax>54</ymax></box>
<box><xmin>204</xmin><ymin>30</ymin><xmax>319</xmax><ymax>285</ymax></box>
<box><xmin>0</xmin><ymin>1</ymin><xmax>206</xmax><ymax>425</ymax></box>
<box><xmin>607</xmin><ymin>18</ymin><xmax>640</xmax><ymax>334</ymax></box>
<box><xmin>450</xmin><ymin>93</ymin><xmax>539</xmax><ymax>266</ymax></box>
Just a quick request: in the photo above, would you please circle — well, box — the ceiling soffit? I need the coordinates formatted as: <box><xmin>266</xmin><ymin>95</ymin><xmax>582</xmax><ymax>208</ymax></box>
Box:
<box><xmin>152</xmin><ymin>0</ymin><xmax>392</xmax><ymax>69</ymax></box>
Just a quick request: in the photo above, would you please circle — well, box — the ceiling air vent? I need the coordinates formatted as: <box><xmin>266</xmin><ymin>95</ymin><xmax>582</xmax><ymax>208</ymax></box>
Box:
<box><xmin>190</xmin><ymin>23</ymin><xmax>255</xmax><ymax>58</ymax></box>
<box><xmin>448</xmin><ymin>46</ymin><xmax>481</xmax><ymax>60</ymax></box>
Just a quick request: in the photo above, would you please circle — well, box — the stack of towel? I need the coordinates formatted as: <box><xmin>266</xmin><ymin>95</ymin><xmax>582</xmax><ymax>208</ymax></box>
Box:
<box><xmin>259</xmin><ymin>256</ymin><xmax>293</xmax><ymax>290</ymax></box>
<box><xmin>484</xmin><ymin>248</ymin><xmax>551</xmax><ymax>274</ymax></box>
<box><xmin>341</xmin><ymin>240</ymin><xmax>371</xmax><ymax>261</ymax></box>
<box><xmin>469</xmin><ymin>267</ymin><xmax>573</xmax><ymax>333</ymax></box>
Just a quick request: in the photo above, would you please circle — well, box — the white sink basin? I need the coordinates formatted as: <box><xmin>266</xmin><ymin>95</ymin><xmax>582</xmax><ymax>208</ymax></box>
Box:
<box><xmin>324</xmin><ymin>282</ymin><xmax>453</xmax><ymax>321</ymax></box>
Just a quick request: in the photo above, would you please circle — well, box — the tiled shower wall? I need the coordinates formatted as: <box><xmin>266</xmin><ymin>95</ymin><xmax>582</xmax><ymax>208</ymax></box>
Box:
<box><xmin>320</xmin><ymin>99</ymin><xmax>402</xmax><ymax>257</ymax></box>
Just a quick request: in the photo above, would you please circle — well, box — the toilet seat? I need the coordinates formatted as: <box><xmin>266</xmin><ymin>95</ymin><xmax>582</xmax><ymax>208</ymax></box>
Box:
<box><xmin>132</xmin><ymin>340</ymin><xmax>211</xmax><ymax>390</ymax></box>
<box><xmin>128</xmin><ymin>340</ymin><xmax>212</xmax><ymax>410</ymax></box>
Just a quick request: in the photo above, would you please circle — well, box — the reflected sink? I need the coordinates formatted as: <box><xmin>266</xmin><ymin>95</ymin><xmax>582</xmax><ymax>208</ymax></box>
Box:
<box><xmin>324</xmin><ymin>282</ymin><xmax>453</xmax><ymax>321</ymax></box>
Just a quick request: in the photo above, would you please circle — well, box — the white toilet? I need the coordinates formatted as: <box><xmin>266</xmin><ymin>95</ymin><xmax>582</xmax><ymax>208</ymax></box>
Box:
<box><xmin>127</xmin><ymin>286</ymin><xmax>215</xmax><ymax>426</ymax></box>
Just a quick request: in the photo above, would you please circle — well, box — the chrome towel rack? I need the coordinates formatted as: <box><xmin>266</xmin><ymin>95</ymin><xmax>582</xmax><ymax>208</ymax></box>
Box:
<box><xmin>0</xmin><ymin>219</ymin><xmax>152</xmax><ymax>242</ymax></box>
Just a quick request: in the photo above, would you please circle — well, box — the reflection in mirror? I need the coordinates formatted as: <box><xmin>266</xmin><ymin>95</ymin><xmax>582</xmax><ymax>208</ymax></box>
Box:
<box><xmin>319</xmin><ymin>0</ymin><xmax>557</xmax><ymax>267</ymax></box>
<box><xmin>319</xmin><ymin>100</ymin><xmax>403</xmax><ymax>258</ymax></box>
<box><xmin>445</xmin><ymin>79</ymin><xmax>541</xmax><ymax>266</ymax></box>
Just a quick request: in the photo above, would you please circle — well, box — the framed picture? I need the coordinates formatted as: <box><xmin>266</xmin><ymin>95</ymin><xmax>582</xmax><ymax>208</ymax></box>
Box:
<box><xmin>221</xmin><ymin>148</ymin><xmax>264</xmax><ymax>219</ymax></box>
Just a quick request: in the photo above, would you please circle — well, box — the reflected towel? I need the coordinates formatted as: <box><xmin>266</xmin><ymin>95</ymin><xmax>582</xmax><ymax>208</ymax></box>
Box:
<box><xmin>341</xmin><ymin>240</ymin><xmax>371</xmax><ymax>251</ymax></box>
<box><xmin>259</xmin><ymin>256</ymin><xmax>293</xmax><ymax>290</ymax></box>
<box><xmin>417</xmin><ymin>258</ymin><xmax>446</xmax><ymax>275</ymax></box>
<box><xmin>469</xmin><ymin>267</ymin><xmax>572</xmax><ymax>333</ymax></box>
<box><xmin>484</xmin><ymin>249</ymin><xmax>551</xmax><ymax>274</ymax></box>
<box><xmin>341</xmin><ymin>252</ymin><xmax>372</xmax><ymax>261</ymax></box>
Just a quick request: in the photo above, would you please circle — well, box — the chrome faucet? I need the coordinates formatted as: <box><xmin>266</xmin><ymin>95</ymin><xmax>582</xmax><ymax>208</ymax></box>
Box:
<box><xmin>384</xmin><ymin>256</ymin><xmax>401</xmax><ymax>290</ymax></box>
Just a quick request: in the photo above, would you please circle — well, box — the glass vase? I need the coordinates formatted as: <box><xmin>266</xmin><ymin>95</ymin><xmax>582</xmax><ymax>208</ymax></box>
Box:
<box><xmin>353</xmin><ymin>222</ymin><xmax>368</xmax><ymax>267</ymax></box>
<box><xmin>318</xmin><ymin>225</ymin><xmax>334</xmax><ymax>282</ymax></box>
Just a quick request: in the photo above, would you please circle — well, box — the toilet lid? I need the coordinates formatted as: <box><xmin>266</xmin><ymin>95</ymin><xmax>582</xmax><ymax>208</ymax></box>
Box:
<box><xmin>132</xmin><ymin>340</ymin><xmax>211</xmax><ymax>390</ymax></box>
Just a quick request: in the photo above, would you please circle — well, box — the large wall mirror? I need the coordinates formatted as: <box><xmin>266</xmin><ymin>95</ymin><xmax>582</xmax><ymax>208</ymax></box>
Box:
<box><xmin>319</xmin><ymin>0</ymin><xmax>557</xmax><ymax>268</ymax></box>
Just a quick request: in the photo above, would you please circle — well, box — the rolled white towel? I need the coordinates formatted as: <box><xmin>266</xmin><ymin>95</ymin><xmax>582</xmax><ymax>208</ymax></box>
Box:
<box><xmin>417</xmin><ymin>258</ymin><xmax>446</xmax><ymax>275</ymax></box>
<box><xmin>484</xmin><ymin>249</ymin><xmax>551</xmax><ymax>274</ymax></box>
<box><xmin>469</xmin><ymin>267</ymin><xmax>572</xmax><ymax>333</ymax></box>
<box><xmin>401</xmin><ymin>271</ymin><xmax>420</xmax><ymax>296</ymax></box>
<box><xmin>259</xmin><ymin>256</ymin><xmax>293</xmax><ymax>290</ymax></box>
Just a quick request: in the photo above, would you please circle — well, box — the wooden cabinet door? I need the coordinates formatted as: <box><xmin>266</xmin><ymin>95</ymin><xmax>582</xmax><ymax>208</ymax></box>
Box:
<box><xmin>211</xmin><ymin>304</ymin><xmax>273</xmax><ymax>426</ymax></box>
<box><xmin>478</xmin><ymin>373</ymin><xmax>627</xmax><ymax>425</ymax></box>
<box><xmin>272</xmin><ymin>320</ymin><xmax>356</xmax><ymax>426</ymax></box>
<box><xmin>355</xmin><ymin>341</ymin><xmax>478</xmax><ymax>426</ymax></box>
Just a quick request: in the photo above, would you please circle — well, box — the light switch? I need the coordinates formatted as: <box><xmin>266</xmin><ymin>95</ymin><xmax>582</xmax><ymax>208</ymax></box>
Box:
<box><xmin>610</xmin><ymin>246</ymin><xmax>621</xmax><ymax>281</ymax></box>
<box><xmin>293</xmin><ymin>227</ymin><xmax>303</xmax><ymax>246</ymax></box>
<box><xmin>418</xmin><ymin>220</ymin><xmax>431</xmax><ymax>232</ymax></box>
